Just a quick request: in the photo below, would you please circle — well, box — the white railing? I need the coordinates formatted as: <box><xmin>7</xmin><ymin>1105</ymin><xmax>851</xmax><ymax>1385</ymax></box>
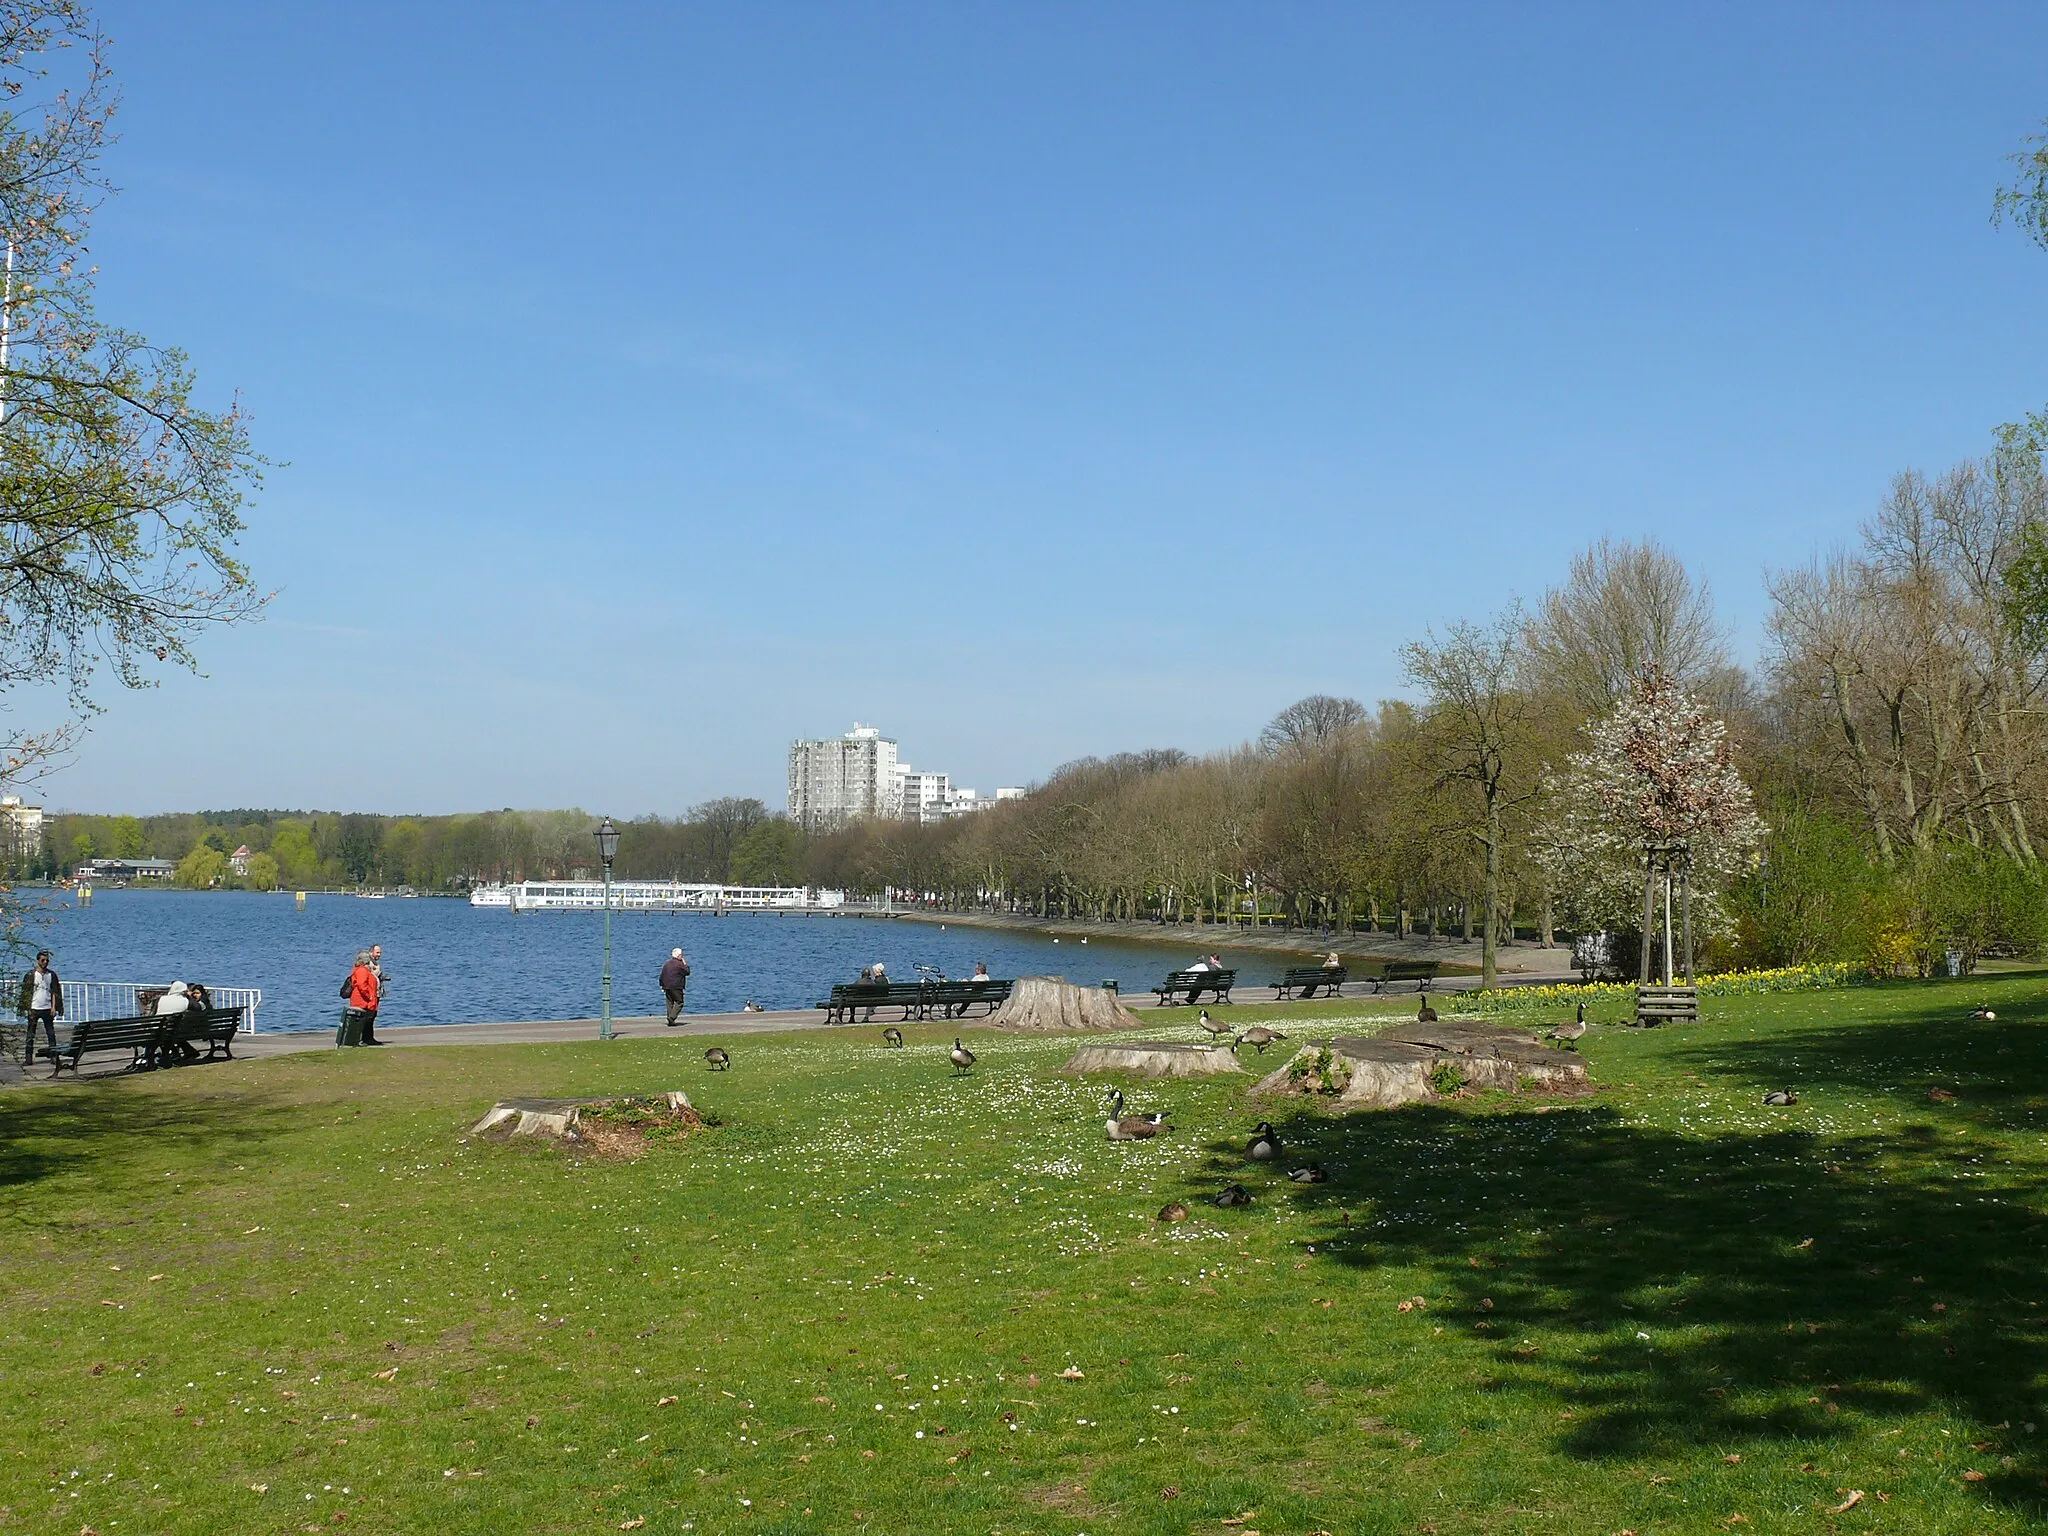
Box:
<box><xmin>45</xmin><ymin>979</ymin><xmax>264</xmax><ymax>1034</ymax></box>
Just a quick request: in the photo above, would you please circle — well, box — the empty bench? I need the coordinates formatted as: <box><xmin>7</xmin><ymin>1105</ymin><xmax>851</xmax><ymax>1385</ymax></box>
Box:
<box><xmin>1635</xmin><ymin>985</ymin><xmax>1699</xmax><ymax>1027</ymax></box>
<box><xmin>41</xmin><ymin>1007</ymin><xmax>245</xmax><ymax>1078</ymax></box>
<box><xmin>1366</xmin><ymin>960</ymin><xmax>1440</xmax><ymax>994</ymax></box>
<box><xmin>1151</xmin><ymin>968</ymin><xmax>1236</xmax><ymax>1006</ymax></box>
<box><xmin>1272</xmin><ymin>965</ymin><xmax>1347</xmax><ymax>1000</ymax></box>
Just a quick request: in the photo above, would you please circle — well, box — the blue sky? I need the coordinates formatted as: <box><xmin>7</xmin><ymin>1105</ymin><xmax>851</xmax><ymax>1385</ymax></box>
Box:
<box><xmin>40</xmin><ymin>2</ymin><xmax>2048</xmax><ymax>814</ymax></box>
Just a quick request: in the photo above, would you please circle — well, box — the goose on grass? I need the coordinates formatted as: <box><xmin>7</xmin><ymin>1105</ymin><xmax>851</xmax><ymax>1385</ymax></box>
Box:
<box><xmin>949</xmin><ymin>1038</ymin><xmax>976</xmax><ymax>1075</ymax></box>
<box><xmin>1286</xmin><ymin>1162</ymin><xmax>1329</xmax><ymax>1184</ymax></box>
<box><xmin>881</xmin><ymin>1027</ymin><xmax>904</xmax><ymax>1048</ymax></box>
<box><xmin>1198</xmin><ymin>1009</ymin><xmax>1230</xmax><ymax>1042</ymax></box>
<box><xmin>1233</xmin><ymin>1026</ymin><xmax>1288</xmax><ymax>1055</ymax></box>
<box><xmin>1247</xmin><ymin>1122</ymin><xmax>1282</xmax><ymax>1161</ymax></box>
<box><xmin>1105</xmin><ymin>1090</ymin><xmax>1172</xmax><ymax>1141</ymax></box>
<box><xmin>703</xmin><ymin>1047</ymin><xmax>730</xmax><ymax>1071</ymax></box>
<box><xmin>1416</xmin><ymin>996</ymin><xmax>1438</xmax><ymax>1024</ymax></box>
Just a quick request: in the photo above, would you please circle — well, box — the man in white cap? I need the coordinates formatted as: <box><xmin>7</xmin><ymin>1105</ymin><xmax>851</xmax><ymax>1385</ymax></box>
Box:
<box><xmin>658</xmin><ymin>948</ymin><xmax>692</xmax><ymax>1026</ymax></box>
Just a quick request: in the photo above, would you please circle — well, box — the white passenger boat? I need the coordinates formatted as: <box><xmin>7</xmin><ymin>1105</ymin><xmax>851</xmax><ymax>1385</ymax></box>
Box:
<box><xmin>468</xmin><ymin>880</ymin><xmax>844</xmax><ymax>913</ymax></box>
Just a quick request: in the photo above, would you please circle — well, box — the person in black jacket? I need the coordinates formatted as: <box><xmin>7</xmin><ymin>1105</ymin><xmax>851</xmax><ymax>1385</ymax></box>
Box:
<box><xmin>16</xmin><ymin>950</ymin><xmax>60</xmax><ymax>1057</ymax></box>
<box><xmin>659</xmin><ymin>948</ymin><xmax>691</xmax><ymax>1026</ymax></box>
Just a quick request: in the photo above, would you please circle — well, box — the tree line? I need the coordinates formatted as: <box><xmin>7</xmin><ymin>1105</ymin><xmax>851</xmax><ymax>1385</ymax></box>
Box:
<box><xmin>43</xmin><ymin>445</ymin><xmax>2048</xmax><ymax>988</ymax></box>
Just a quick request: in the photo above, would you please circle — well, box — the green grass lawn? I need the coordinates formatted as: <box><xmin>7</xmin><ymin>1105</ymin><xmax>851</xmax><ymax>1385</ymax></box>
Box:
<box><xmin>4</xmin><ymin>977</ymin><xmax>2047</xmax><ymax>1535</ymax></box>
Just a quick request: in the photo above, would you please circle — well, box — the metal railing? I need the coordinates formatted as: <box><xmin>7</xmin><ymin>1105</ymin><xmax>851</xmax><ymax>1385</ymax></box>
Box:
<box><xmin>11</xmin><ymin>977</ymin><xmax>263</xmax><ymax>1035</ymax></box>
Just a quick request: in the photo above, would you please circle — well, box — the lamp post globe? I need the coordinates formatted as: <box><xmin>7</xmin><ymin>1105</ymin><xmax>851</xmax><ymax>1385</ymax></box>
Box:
<box><xmin>596</xmin><ymin>817</ymin><xmax>619</xmax><ymax>1040</ymax></box>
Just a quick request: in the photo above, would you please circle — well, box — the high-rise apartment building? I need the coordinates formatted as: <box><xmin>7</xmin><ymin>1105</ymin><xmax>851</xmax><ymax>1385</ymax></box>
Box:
<box><xmin>787</xmin><ymin>724</ymin><xmax>901</xmax><ymax>830</ymax></box>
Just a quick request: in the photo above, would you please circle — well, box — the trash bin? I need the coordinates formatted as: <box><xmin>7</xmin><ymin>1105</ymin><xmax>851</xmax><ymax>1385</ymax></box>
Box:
<box><xmin>336</xmin><ymin>1008</ymin><xmax>364</xmax><ymax>1049</ymax></box>
<box><xmin>1101</xmin><ymin>979</ymin><xmax>1119</xmax><ymax>995</ymax></box>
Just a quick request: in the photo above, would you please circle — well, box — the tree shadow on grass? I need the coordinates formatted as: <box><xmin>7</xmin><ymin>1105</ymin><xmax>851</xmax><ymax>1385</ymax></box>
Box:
<box><xmin>0</xmin><ymin>1078</ymin><xmax>301</xmax><ymax>1198</ymax></box>
<box><xmin>1190</xmin><ymin>1089</ymin><xmax>2048</xmax><ymax>1515</ymax></box>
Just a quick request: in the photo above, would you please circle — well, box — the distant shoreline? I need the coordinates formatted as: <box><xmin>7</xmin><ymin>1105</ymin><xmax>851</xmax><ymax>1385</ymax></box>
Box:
<box><xmin>893</xmin><ymin>909</ymin><xmax>1578</xmax><ymax>978</ymax></box>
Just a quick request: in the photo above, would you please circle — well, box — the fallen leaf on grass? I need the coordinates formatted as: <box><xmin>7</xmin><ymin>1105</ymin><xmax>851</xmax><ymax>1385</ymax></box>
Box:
<box><xmin>619</xmin><ymin>1520</ymin><xmax>645</xmax><ymax>1531</ymax></box>
<box><xmin>373</xmin><ymin>1368</ymin><xmax>397</xmax><ymax>1381</ymax></box>
<box><xmin>1159</xmin><ymin>1486</ymin><xmax>1179</xmax><ymax>1500</ymax></box>
<box><xmin>248</xmin><ymin>1483</ymin><xmax>269</xmax><ymax>1494</ymax></box>
<box><xmin>1794</xmin><ymin>1238</ymin><xmax>1814</xmax><ymax>1250</ymax></box>
<box><xmin>1722</xmin><ymin>1454</ymin><xmax>1742</xmax><ymax>1464</ymax></box>
<box><xmin>1964</xmin><ymin>1470</ymin><xmax>1988</xmax><ymax>1482</ymax></box>
<box><xmin>1059</xmin><ymin>1367</ymin><xmax>1085</xmax><ymax>1381</ymax></box>
<box><xmin>1831</xmin><ymin>1491</ymin><xmax>1864</xmax><ymax>1513</ymax></box>
<box><xmin>657</xmin><ymin>1395</ymin><xmax>678</xmax><ymax>1407</ymax></box>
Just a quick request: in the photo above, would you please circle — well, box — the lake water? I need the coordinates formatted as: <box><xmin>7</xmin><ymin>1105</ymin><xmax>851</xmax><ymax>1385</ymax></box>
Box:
<box><xmin>27</xmin><ymin>890</ymin><xmax>1309</xmax><ymax>1032</ymax></box>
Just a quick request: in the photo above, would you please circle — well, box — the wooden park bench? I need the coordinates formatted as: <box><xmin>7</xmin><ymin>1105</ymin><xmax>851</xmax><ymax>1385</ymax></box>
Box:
<box><xmin>40</xmin><ymin>1006</ymin><xmax>246</xmax><ymax>1078</ymax></box>
<box><xmin>817</xmin><ymin>981</ymin><xmax>926</xmax><ymax>1024</ymax></box>
<box><xmin>1365</xmin><ymin>960</ymin><xmax>1440</xmax><ymax>994</ymax></box>
<box><xmin>1634</xmin><ymin>984</ymin><xmax>1699</xmax><ymax>1026</ymax></box>
<box><xmin>923</xmin><ymin>979</ymin><xmax>1013</xmax><ymax>1019</ymax></box>
<box><xmin>1271</xmin><ymin>965</ymin><xmax>1347</xmax><ymax>999</ymax></box>
<box><xmin>1151</xmin><ymin>968</ymin><xmax>1236</xmax><ymax>1006</ymax></box>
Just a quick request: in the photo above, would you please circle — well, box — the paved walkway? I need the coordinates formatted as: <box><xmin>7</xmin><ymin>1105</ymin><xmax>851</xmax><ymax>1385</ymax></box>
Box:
<box><xmin>0</xmin><ymin>968</ymin><xmax>1573</xmax><ymax>1086</ymax></box>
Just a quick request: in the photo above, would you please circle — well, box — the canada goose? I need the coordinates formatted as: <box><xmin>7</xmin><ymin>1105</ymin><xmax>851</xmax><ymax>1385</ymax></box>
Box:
<box><xmin>1233</xmin><ymin>1026</ymin><xmax>1288</xmax><ymax>1055</ymax></box>
<box><xmin>1549</xmin><ymin>1020</ymin><xmax>1586</xmax><ymax>1044</ymax></box>
<box><xmin>1286</xmin><ymin>1163</ymin><xmax>1329</xmax><ymax>1184</ymax></box>
<box><xmin>1108</xmin><ymin>1089</ymin><xmax>1168</xmax><ymax>1125</ymax></box>
<box><xmin>1970</xmin><ymin>1005</ymin><xmax>1997</xmax><ymax>1020</ymax></box>
<box><xmin>1576</xmin><ymin>1000</ymin><xmax>1586</xmax><ymax>1025</ymax></box>
<box><xmin>704</xmin><ymin>1047</ymin><xmax>731</xmax><ymax>1071</ymax></box>
<box><xmin>1105</xmin><ymin>1091</ymin><xmax>1172</xmax><ymax>1141</ymax></box>
<box><xmin>881</xmin><ymin>1026</ymin><xmax>904</xmax><ymax>1048</ymax></box>
<box><xmin>1247</xmin><ymin>1122</ymin><xmax>1282</xmax><ymax>1161</ymax></box>
<box><xmin>1214</xmin><ymin>1183</ymin><xmax>1253</xmax><ymax>1208</ymax></box>
<box><xmin>1417</xmin><ymin>997</ymin><xmax>1438</xmax><ymax>1024</ymax></box>
<box><xmin>1762</xmin><ymin>1089</ymin><xmax>1797</xmax><ymax>1106</ymax></box>
<box><xmin>741</xmin><ymin>1000</ymin><xmax>764</xmax><ymax>1013</ymax></box>
<box><xmin>1198</xmin><ymin>1009</ymin><xmax>1230</xmax><ymax>1042</ymax></box>
<box><xmin>949</xmin><ymin>1038</ymin><xmax>976</xmax><ymax>1075</ymax></box>
<box><xmin>1156</xmin><ymin>1201</ymin><xmax>1190</xmax><ymax>1223</ymax></box>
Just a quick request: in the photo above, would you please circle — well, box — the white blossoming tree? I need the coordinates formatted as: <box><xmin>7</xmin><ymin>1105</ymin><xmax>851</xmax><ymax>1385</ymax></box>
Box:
<box><xmin>1538</xmin><ymin>667</ymin><xmax>1765</xmax><ymax>983</ymax></box>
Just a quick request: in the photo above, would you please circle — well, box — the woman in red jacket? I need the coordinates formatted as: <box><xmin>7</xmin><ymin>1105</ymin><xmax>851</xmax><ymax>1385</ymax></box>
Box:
<box><xmin>339</xmin><ymin>950</ymin><xmax>380</xmax><ymax>1047</ymax></box>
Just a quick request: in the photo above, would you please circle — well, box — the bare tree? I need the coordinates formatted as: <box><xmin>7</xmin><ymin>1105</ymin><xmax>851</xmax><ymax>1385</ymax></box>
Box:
<box><xmin>1527</xmin><ymin>537</ymin><xmax>1728</xmax><ymax>714</ymax></box>
<box><xmin>1258</xmin><ymin>695</ymin><xmax>1366</xmax><ymax>755</ymax></box>
<box><xmin>1401</xmin><ymin>607</ymin><xmax>1548</xmax><ymax>987</ymax></box>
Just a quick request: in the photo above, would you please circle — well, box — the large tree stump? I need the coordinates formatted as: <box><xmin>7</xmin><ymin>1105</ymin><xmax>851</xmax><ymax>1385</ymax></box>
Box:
<box><xmin>470</xmin><ymin>1091</ymin><xmax>693</xmax><ymax>1141</ymax></box>
<box><xmin>983</xmin><ymin>976</ymin><xmax>1140</xmax><ymax>1033</ymax></box>
<box><xmin>1255</xmin><ymin>1022</ymin><xmax>1588</xmax><ymax>1110</ymax></box>
<box><xmin>1063</xmin><ymin>1041</ymin><xmax>1247</xmax><ymax>1078</ymax></box>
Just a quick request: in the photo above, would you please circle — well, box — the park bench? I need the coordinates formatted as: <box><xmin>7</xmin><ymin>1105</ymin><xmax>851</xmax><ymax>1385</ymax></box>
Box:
<box><xmin>1271</xmin><ymin>965</ymin><xmax>1346</xmax><ymax>1000</ymax></box>
<box><xmin>923</xmin><ymin>979</ymin><xmax>1013</xmax><ymax>1018</ymax></box>
<box><xmin>39</xmin><ymin>1006</ymin><xmax>246</xmax><ymax>1078</ymax></box>
<box><xmin>1151</xmin><ymin>968</ymin><xmax>1236</xmax><ymax>1006</ymax></box>
<box><xmin>1634</xmin><ymin>984</ymin><xmax>1699</xmax><ymax>1027</ymax></box>
<box><xmin>817</xmin><ymin>981</ymin><xmax>926</xmax><ymax>1024</ymax></box>
<box><xmin>1366</xmin><ymin>960</ymin><xmax>1440</xmax><ymax>994</ymax></box>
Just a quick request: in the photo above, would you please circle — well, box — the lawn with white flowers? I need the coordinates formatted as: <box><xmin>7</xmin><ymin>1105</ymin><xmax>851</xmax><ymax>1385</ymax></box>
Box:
<box><xmin>4</xmin><ymin>972</ymin><xmax>2046</xmax><ymax>1535</ymax></box>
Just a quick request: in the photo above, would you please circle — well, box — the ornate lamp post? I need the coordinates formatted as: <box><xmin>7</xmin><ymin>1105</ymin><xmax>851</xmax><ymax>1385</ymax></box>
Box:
<box><xmin>595</xmin><ymin>816</ymin><xmax>620</xmax><ymax>1040</ymax></box>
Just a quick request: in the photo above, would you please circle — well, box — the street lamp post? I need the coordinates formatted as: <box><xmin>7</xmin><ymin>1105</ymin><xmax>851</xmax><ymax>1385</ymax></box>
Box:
<box><xmin>595</xmin><ymin>816</ymin><xmax>620</xmax><ymax>1040</ymax></box>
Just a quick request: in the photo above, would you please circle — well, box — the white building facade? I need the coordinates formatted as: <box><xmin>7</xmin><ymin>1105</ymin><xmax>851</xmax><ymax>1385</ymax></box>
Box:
<box><xmin>788</xmin><ymin>724</ymin><xmax>902</xmax><ymax>830</ymax></box>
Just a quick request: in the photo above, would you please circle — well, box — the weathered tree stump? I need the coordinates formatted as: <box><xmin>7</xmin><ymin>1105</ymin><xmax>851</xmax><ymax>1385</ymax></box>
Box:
<box><xmin>983</xmin><ymin>976</ymin><xmax>1140</xmax><ymax>1033</ymax></box>
<box><xmin>470</xmin><ymin>1091</ymin><xmax>693</xmax><ymax>1141</ymax></box>
<box><xmin>1255</xmin><ymin>1022</ymin><xmax>1588</xmax><ymax>1110</ymax></box>
<box><xmin>1062</xmin><ymin>1041</ymin><xmax>1247</xmax><ymax>1078</ymax></box>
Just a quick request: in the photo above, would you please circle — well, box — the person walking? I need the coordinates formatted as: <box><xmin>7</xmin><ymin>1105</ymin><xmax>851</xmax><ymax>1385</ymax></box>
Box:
<box><xmin>16</xmin><ymin>950</ymin><xmax>61</xmax><ymax>1062</ymax></box>
<box><xmin>659</xmin><ymin>947</ymin><xmax>691</xmax><ymax>1026</ymax></box>
<box><xmin>361</xmin><ymin>944</ymin><xmax>387</xmax><ymax>1045</ymax></box>
<box><xmin>338</xmin><ymin>949</ymin><xmax>379</xmax><ymax>1048</ymax></box>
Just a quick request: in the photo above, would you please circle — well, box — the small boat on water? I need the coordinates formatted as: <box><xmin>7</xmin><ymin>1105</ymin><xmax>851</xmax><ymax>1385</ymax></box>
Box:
<box><xmin>468</xmin><ymin>880</ymin><xmax>847</xmax><ymax>913</ymax></box>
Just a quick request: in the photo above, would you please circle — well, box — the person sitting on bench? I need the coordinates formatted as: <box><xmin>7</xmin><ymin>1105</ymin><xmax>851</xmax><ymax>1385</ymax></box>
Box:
<box><xmin>153</xmin><ymin>980</ymin><xmax>203</xmax><ymax>1063</ymax></box>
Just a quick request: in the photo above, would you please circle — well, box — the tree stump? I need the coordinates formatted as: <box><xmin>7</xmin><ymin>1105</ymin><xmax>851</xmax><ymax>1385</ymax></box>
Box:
<box><xmin>1062</xmin><ymin>1041</ymin><xmax>1247</xmax><ymax>1078</ymax></box>
<box><xmin>983</xmin><ymin>976</ymin><xmax>1140</xmax><ymax>1033</ymax></box>
<box><xmin>470</xmin><ymin>1091</ymin><xmax>693</xmax><ymax>1141</ymax></box>
<box><xmin>1255</xmin><ymin>1023</ymin><xmax>1588</xmax><ymax>1110</ymax></box>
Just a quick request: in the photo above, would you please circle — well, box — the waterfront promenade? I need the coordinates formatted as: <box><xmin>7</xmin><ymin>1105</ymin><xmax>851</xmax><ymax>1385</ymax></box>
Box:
<box><xmin>0</xmin><ymin>961</ymin><xmax>1581</xmax><ymax>1084</ymax></box>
